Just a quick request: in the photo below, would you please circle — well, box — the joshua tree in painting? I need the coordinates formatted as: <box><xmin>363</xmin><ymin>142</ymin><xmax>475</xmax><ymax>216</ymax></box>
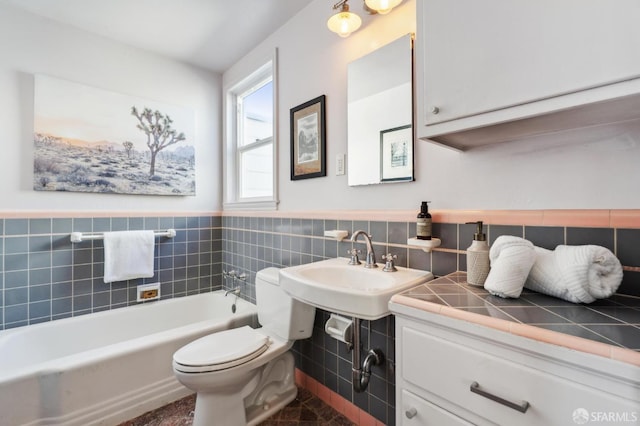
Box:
<box><xmin>122</xmin><ymin>141</ymin><xmax>134</xmax><ymax>158</ymax></box>
<box><xmin>131</xmin><ymin>106</ymin><xmax>186</xmax><ymax>177</ymax></box>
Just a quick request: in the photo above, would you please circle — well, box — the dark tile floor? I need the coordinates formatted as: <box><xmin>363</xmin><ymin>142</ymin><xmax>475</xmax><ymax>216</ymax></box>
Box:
<box><xmin>117</xmin><ymin>387</ymin><xmax>355</xmax><ymax>426</ymax></box>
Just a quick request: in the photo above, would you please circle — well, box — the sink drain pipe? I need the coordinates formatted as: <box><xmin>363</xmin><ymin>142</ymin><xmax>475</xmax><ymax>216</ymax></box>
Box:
<box><xmin>351</xmin><ymin>318</ymin><xmax>385</xmax><ymax>393</ymax></box>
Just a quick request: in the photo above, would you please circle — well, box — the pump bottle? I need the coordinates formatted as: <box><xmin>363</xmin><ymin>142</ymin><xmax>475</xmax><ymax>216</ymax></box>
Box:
<box><xmin>466</xmin><ymin>221</ymin><xmax>490</xmax><ymax>286</ymax></box>
<box><xmin>417</xmin><ymin>201</ymin><xmax>432</xmax><ymax>240</ymax></box>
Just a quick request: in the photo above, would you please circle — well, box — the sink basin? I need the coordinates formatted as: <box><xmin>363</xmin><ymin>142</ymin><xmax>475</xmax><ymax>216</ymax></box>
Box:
<box><xmin>279</xmin><ymin>257</ymin><xmax>433</xmax><ymax>320</ymax></box>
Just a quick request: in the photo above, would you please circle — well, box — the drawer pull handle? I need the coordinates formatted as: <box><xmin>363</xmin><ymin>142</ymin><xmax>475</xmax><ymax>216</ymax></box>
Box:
<box><xmin>405</xmin><ymin>407</ymin><xmax>418</xmax><ymax>419</ymax></box>
<box><xmin>470</xmin><ymin>381</ymin><xmax>530</xmax><ymax>413</ymax></box>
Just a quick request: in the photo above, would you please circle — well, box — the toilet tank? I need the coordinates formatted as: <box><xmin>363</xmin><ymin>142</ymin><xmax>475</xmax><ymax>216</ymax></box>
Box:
<box><xmin>256</xmin><ymin>268</ymin><xmax>316</xmax><ymax>340</ymax></box>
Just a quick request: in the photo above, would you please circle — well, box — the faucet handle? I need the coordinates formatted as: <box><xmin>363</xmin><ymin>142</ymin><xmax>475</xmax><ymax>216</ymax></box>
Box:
<box><xmin>382</xmin><ymin>254</ymin><xmax>398</xmax><ymax>272</ymax></box>
<box><xmin>347</xmin><ymin>248</ymin><xmax>362</xmax><ymax>265</ymax></box>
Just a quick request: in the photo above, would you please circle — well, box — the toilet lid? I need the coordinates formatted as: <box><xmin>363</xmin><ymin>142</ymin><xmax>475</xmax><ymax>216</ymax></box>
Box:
<box><xmin>173</xmin><ymin>326</ymin><xmax>270</xmax><ymax>371</ymax></box>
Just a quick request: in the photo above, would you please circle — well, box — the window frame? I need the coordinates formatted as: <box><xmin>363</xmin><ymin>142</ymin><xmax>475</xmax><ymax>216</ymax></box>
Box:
<box><xmin>223</xmin><ymin>50</ymin><xmax>279</xmax><ymax>211</ymax></box>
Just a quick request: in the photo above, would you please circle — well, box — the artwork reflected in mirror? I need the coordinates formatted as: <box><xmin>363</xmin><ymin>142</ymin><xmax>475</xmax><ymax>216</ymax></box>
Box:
<box><xmin>381</xmin><ymin>124</ymin><xmax>412</xmax><ymax>182</ymax></box>
<box><xmin>347</xmin><ymin>33</ymin><xmax>413</xmax><ymax>186</ymax></box>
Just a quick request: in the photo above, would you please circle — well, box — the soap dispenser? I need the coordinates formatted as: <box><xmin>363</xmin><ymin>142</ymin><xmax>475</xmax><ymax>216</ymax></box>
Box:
<box><xmin>465</xmin><ymin>221</ymin><xmax>490</xmax><ymax>286</ymax></box>
<box><xmin>416</xmin><ymin>201</ymin><xmax>432</xmax><ymax>240</ymax></box>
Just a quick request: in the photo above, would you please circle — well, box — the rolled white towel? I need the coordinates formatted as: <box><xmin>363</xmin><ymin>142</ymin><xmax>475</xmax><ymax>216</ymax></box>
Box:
<box><xmin>484</xmin><ymin>236</ymin><xmax>536</xmax><ymax>298</ymax></box>
<box><xmin>525</xmin><ymin>245</ymin><xmax>623</xmax><ymax>303</ymax></box>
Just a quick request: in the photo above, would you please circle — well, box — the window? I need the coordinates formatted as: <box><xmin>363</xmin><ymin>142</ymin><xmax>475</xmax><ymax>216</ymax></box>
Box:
<box><xmin>223</xmin><ymin>55</ymin><xmax>278</xmax><ymax>210</ymax></box>
<box><xmin>238</xmin><ymin>79</ymin><xmax>272</xmax><ymax>198</ymax></box>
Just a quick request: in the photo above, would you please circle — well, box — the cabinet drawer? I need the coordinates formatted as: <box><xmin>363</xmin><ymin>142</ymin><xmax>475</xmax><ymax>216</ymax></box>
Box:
<box><xmin>401</xmin><ymin>389</ymin><xmax>472</xmax><ymax>426</ymax></box>
<box><xmin>401</xmin><ymin>326</ymin><xmax>637</xmax><ymax>426</ymax></box>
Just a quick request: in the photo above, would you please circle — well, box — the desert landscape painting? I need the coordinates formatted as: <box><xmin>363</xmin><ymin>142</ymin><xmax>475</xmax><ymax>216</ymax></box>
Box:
<box><xmin>33</xmin><ymin>75</ymin><xmax>195</xmax><ymax>195</ymax></box>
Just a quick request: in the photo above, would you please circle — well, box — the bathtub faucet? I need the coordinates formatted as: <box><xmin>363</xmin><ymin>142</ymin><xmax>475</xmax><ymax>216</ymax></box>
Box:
<box><xmin>225</xmin><ymin>287</ymin><xmax>241</xmax><ymax>297</ymax></box>
<box><xmin>225</xmin><ymin>287</ymin><xmax>241</xmax><ymax>314</ymax></box>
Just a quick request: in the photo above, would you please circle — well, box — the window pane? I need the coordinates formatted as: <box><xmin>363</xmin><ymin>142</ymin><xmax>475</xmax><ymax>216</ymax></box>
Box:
<box><xmin>240</xmin><ymin>143</ymin><xmax>273</xmax><ymax>198</ymax></box>
<box><xmin>240</xmin><ymin>81</ymin><xmax>273</xmax><ymax>147</ymax></box>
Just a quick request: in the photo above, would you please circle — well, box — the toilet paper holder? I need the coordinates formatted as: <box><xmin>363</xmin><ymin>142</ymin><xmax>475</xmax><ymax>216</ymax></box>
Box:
<box><xmin>325</xmin><ymin>314</ymin><xmax>353</xmax><ymax>344</ymax></box>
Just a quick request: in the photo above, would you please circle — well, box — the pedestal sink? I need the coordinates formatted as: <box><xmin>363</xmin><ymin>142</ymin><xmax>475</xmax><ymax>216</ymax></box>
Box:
<box><xmin>279</xmin><ymin>257</ymin><xmax>433</xmax><ymax>320</ymax></box>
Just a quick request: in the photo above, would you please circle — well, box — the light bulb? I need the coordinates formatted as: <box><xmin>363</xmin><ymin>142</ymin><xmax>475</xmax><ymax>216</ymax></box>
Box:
<box><xmin>365</xmin><ymin>0</ymin><xmax>402</xmax><ymax>15</ymax></box>
<box><xmin>327</xmin><ymin>10</ymin><xmax>362</xmax><ymax>37</ymax></box>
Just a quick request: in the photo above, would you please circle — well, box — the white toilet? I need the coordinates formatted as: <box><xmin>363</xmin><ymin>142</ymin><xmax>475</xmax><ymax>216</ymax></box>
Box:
<box><xmin>172</xmin><ymin>267</ymin><xmax>316</xmax><ymax>426</ymax></box>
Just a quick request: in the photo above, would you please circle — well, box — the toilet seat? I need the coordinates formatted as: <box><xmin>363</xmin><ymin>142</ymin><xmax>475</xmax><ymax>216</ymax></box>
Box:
<box><xmin>173</xmin><ymin>326</ymin><xmax>271</xmax><ymax>373</ymax></box>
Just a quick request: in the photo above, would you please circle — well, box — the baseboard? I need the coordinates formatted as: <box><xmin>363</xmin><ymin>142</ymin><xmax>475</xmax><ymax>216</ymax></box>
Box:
<box><xmin>294</xmin><ymin>368</ymin><xmax>384</xmax><ymax>426</ymax></box>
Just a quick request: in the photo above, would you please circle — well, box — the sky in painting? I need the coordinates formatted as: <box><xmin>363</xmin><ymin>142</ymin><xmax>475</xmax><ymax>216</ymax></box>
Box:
<box><xmin>34</xmin><ymin>75</ymin><xmax>194</xmax><ymax>151</ymax></box>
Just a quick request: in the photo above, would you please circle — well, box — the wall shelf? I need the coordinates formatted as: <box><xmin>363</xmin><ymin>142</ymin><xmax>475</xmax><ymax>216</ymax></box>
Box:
<box><xmin>324</xmin><ymin>230</ymin><xmax>349</xmax><ymax>241</ymax></box>
<box><xmin>407</xmin><ymin>237</ymin><xmax>441</xmax><ymax>252</ymax></box>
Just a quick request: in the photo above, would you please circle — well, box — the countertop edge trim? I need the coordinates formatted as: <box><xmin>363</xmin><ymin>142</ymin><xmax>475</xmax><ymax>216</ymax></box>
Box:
<box><xmin>389</xmin><ymin>294</ymin><xmax>640</xmax><ymax>368</ymax></box>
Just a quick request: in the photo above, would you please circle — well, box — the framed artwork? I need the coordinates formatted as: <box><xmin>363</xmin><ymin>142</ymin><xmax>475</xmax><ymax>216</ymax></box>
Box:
<box><xmin>380</xmin><ymin>124</ymin><xmax>413</xmax><ymax>182</ymax></box>
<box><xmin>33</xmin><ymin>75</ymin><xmax>195</xmax><ymax>196</ymax></box>
<box><xmin>290</xmin><ymin>95</ymin><xmax>326</xmax><ymax>180</ymax></box>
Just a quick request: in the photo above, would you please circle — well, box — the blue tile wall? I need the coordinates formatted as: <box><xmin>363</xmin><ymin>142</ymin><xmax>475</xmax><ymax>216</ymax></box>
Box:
<box><xmin>0</xmin><ymin>216</ymin><xmax>222</xmax><ymax>330</ymax></box>
<box><xmin>2</xmin><ymin>212</ymin><xmax>638</xmax><ymax>424</ymax></box>
<box><xmin>222</xmin><ymin>215</ymin><xmax>640</xmax><ymax>425</ymax></box>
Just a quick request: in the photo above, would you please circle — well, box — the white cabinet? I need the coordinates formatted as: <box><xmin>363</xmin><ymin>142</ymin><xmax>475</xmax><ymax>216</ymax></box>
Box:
<box><xmin>401</xmin><ymin>389</ymin><xmax>472</xmax><ymax>426</ymax></box>
<box><xmin>392</xmin><ymin>303</ymin><xmax>640</xmax><ymax>426</ymax></box>
<box><xmin>416</xmin><ymin>0</ymin><xmax>640</xmax><ymax>149</ymax></box>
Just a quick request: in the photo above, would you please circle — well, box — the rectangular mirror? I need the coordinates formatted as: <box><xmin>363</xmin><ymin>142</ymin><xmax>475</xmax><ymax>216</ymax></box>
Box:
<box><xmin>347</xmin><ymin>34</ymin><xmax>414</xmax><ymax>186</ymax></box>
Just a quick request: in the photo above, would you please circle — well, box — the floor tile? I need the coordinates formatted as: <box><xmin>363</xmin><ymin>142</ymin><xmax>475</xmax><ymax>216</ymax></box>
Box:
<box><xmin>117</xmin><ymin>387</ymin><xmax>355</xmax><ymax>426</ymax></box>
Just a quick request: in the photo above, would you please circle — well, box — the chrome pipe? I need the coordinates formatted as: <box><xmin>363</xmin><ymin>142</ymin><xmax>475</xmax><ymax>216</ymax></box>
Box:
<box><xmin>351</xmin><ymin>318</ymin><xmax>385</xmax><ymax>393</ymax></box>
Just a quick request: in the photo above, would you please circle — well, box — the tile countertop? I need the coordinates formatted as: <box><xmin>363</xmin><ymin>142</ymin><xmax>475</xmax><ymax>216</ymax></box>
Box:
<box><xmin>390</xmin><ymin>272</ymin><xmax>640</xmax><ymax>367</ymax></box>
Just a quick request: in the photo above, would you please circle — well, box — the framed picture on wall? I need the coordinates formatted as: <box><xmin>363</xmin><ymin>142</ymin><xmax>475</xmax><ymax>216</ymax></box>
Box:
<box><xmin>290</xmin><ymin>95</ymin><xmax>326</xmax><ymax>180</ymax></box>
<box><xmin>33</xmin><ymin>75</ymin><xmax>196</xmax><ymax>196</ymax></box>
<box><xmin>380</xmin><ymin>124</ymin><xmax>413</xmax><ymax>182</ymax></box>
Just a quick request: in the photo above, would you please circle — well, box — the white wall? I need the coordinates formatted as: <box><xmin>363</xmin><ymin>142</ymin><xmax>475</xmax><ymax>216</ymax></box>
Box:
<box><xmin>424</xmin><ymin>121</ymin><xmax>640</xmax><ymax>210</ymax></box>
<box><xmin>225</xmin><ymin>0</ymin><xmax>640</xmax><ymax>211</ymax></box>
<box><xmin>0</xmin><ymin>5</ymin><xmax>221</xmax><ymax>213</ymax></box>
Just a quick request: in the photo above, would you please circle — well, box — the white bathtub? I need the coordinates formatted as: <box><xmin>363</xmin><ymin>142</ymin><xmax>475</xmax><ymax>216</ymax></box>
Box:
<box><xmin>0</xmin><ymin>291</ymin><xmax>257</xmax><ymax>426</ymax></box>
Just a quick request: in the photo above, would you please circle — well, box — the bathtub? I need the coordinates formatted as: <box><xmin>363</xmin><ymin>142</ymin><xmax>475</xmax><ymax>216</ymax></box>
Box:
<box><xmin>0</xmin><ymin>291</ymin><xmax>257</xmax><ymax>426</ymax></box>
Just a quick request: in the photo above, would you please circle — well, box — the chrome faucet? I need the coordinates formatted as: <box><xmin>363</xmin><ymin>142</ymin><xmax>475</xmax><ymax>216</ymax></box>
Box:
<box><xmin>350</xmin><ymin>230</ymin><xmax>377</xmax><ymax>268</ymax></box>
<box><xmin>225</xmin><ymin>287</ymin><xmax>240</xmax><ymax>297</ymax></box>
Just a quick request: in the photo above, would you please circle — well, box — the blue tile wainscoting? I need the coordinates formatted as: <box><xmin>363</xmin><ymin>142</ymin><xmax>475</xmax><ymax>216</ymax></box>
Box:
<box><xmin>2</xmin><ymin>212</ymin><xmax>639</xmax><ymax>425</ymax></box>
<box><xmin>0</xmin><ymin>215</ymin><xmax>222</xmax><ymax>330</ymax></box>
<box><xmin>220</xmin><ymin>215</ymin><xmax>640</xmax><ymax>426</ymax></box>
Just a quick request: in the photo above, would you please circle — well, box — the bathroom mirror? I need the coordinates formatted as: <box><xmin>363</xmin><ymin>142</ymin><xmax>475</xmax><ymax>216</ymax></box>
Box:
<box><xmin>347</xmin><ymin>34</ymin><xmax>414</xmax><ymax>186</ymax></box>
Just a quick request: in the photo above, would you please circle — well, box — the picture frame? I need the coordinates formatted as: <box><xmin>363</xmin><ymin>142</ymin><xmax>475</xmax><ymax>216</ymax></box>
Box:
<box><xmin>380</xmin><ymin>124</ymin><xmax>413</xmax><ymax>182</ymax></box>
<box><xmin>290</xmin><ymin>95</ymin><xmax>326</xmax><ymax>180</ymax></box>
<box><xmin>33</xmin><ymin>75</ymin><xmax>195</xmax><ymax>196</ymax></box>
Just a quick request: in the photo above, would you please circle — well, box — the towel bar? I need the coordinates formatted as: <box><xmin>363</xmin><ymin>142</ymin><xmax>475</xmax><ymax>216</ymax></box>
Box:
<box><xmin>70</xmin><ymin>229</ymin><xmax>177</xmax><ymax>243</ymax></box>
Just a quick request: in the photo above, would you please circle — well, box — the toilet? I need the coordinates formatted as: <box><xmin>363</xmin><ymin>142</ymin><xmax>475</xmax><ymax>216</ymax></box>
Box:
<box><xmin>172</xmin><ymin>267</ymin><xmax>316</xmax><ymax>426</ymax></box>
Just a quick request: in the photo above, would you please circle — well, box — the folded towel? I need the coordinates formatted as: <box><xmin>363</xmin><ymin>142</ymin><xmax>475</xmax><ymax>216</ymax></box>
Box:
<box><xmin>525</xmin><ymin>245</ymin><xmax>623</xmax><ymax>303</ymax></box>
<box><xmin>103</xmin><ymin>230</ymin><xmax>155</xmax><ymax>283</ymax></box>
<box><xmin>483</xmin><ymin>236</ymin><xmax>536</xmax><ymax>298</ymax></box>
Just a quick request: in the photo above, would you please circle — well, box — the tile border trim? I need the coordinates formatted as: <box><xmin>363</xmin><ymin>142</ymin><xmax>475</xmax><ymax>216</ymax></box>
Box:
<box><xmin>295</xmin><ymin>368</ymin><xmax>384</xmax><ymax>426</ymax></box>
<box><xmin>0</xmin><ymin>211</ymin><xmax>222</xmax><ymax>219</ymax></box>
<box><xmin>3</xmin><ymin>209</ymin><xmax>640</xmax><ymax>228</ymax></box>
<box><xmin>220</xmin><ymin>209</ymin><xmax>640</xmax><ymax>228</ymax></box>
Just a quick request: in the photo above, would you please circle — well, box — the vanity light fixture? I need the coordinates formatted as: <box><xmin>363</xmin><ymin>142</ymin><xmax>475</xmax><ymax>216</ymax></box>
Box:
<box><xmin>364</xmin><ymin>0</ymin><xmax>403</xmax><ymax>15</ymax></box>
<box><xmin>327</xmin><ymin>0</ymin><xmax>362</xmax><ymax>38</ymax></box>
<box><xmin>327</xmin><ymin>0</ymin><xmax>404</xmax><ymax>37</ymax></box>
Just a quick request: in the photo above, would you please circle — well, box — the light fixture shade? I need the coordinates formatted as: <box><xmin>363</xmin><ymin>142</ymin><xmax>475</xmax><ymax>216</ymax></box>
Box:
<box><xmin>364</xmin><ymin>0</ymin><xmax>403</xmax><ymax>15</ymax></box>
<box><xmin>327</xmin><ymin>10</ymin><xmax>362</xmax><ymax>37</ymax></box>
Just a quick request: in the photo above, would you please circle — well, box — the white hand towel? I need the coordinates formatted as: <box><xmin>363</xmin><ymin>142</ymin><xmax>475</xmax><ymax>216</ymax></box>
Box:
<box><xmin>525</xmin><ymin>245</ymin><xmax>623</xmax><ymax>303</ymax></box>
<box><xmin>483</xmin><ymin>236</ymin><xmax>536</xmax><ymax>298</ymax></box>
<box><xmin>103</xmin><ymin>230</ymin><xmax>155</xmax><ymax>283</ymax></box>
